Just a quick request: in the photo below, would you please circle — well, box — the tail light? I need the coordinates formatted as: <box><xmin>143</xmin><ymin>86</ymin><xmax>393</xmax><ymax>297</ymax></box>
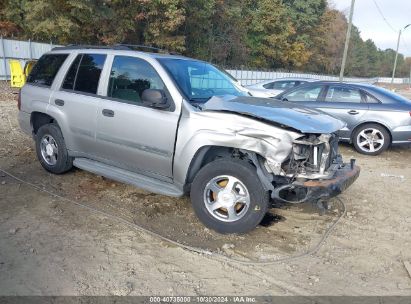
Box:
<box><xmin>17</xmin><ymin>90</ymin><xmax>21</xmax><ymax>110</ymax></box>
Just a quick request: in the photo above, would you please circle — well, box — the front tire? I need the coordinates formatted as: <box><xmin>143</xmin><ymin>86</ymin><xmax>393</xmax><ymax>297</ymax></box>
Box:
<box><xmin>190</xmin><ymin>158</ymin><xmax>269</xmax><ymax>234</ymax></box>
<box><xmin>352</xmin><ymin>123</ymin><xmax>390</xmax><ymax>155</ymax></box>
<box><xmin>35</xmin><ymin>123</ymin><xmax>73</xmax><ymax>174</ymax></box>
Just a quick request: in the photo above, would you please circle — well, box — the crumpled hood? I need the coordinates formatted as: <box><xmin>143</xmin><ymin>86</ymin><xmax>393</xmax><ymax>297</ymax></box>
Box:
<box><xmin>202</xmin><ymin>95</ymin><xmax>346</xmax><ymax>134</ymax></box>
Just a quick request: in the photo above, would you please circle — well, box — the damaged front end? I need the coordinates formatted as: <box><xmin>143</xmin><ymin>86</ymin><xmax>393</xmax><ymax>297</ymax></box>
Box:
<box><xmin>192</xmin><ymin>95</ymin><xmax>359</xmax><ymax>207</ymax></box>
<box><xmin>263</xmin><ymin>133</ymin><xmax>360</xmax><ymax>205</ymax></box>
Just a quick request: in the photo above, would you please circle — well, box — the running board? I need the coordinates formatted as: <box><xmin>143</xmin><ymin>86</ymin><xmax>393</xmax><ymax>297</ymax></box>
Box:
<box><xmin>73</xmin><ymin>158</ymin><xmax>184</xmax><ymax>197</ymax></box>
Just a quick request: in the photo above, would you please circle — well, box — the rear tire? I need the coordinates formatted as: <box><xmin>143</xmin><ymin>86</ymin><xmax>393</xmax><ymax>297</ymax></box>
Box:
<box><xmin>352</xmin><ymin>123</ymin><xmax>390</xmax><ymax>155</ymax></box>
<box><xmin>35</xmin><ymin>123</ymin><xmax>73</xmax><ymax>174</ymax></box>
<box><xmin>190</xmin><ymin>158</ymin><xmax>269</xmax><ymax>234</ymax></box>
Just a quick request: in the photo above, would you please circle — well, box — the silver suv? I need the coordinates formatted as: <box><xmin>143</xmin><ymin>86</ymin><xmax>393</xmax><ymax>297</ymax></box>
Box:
<box><xmin>18</xmin><ymin>45</ymin><xmax>360</xmax><ymax>234</ymax></box>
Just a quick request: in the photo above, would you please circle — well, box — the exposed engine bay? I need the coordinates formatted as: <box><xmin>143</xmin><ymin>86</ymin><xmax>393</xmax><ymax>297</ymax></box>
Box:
<box><xmin>255</xmin><ymin>133</ymin><xmax>358</xmax><ymax>206</ymax></box>
<box><xmin>284</xmin><ymin>133</ymin><xmax>341</xmax><ymax>179</ymax></box>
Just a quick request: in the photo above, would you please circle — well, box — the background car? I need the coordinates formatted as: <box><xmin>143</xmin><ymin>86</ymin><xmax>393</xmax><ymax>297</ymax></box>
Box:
<box><xmin>246</xmin><ymin>77</ymin><xmax>317</xmax><ymax>98</ymax></box>
<box><xmin>275</xmin><ymin>81</ymin><xmax>411</xmax><ymax>155</ymax></box>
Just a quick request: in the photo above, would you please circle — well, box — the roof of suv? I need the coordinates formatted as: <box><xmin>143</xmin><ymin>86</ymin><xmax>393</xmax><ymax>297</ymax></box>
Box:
<box><xmin>51</xmin><ymin>44</ymin><xmax>193</xmax><ymax>61</ymax></box>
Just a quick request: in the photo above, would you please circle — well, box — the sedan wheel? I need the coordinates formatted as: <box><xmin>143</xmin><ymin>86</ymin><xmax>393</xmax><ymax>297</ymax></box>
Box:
<box><xmin>356</xmin><ymin>128</ymin><xmax>384</xmax><ymax>153</ymax></box>
<box><xmin>353</xmin><ymin>123</ymin><xmax>390</xmax><ymax>155</ymax></box>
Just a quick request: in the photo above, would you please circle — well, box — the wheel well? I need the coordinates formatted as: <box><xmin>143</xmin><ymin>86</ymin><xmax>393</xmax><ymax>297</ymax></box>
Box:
<box><xmin>31</xmin><ymin>112</ymin><xmax>56</xmax><ymax>134</ymax></box>
<box><xmin>184</xmin><ymin>146</ymin><xmax>273</xmax><ymax>194</ymax></box>
<box><xmin>351</xmin><ymin>122</ymin><xmax>392</xmax><ymax>144</ymax></box>
<box><xmin>185</xmin><ymin>146</ymin><xmax>252</xmax><ymax>186</ymax></box>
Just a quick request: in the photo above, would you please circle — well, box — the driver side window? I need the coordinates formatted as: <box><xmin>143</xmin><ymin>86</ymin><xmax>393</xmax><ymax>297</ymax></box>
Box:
<box><xmin>283</xmin><ymin>85</ymin><xmax>323</xmax><ymax>102</ymax></box>
<box><xmin>107</xmin><ymin>56</ymin><xmax>165</xmax><ymax>104</ymax></box>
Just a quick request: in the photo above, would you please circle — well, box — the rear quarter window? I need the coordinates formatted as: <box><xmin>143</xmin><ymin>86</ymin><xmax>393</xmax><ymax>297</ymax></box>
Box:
<box><xmin>26</xmin><ymin>54</ymin><xmax>69</xmax><ymax>87</ymax></box>
<box><xmin>364</xmin><ymin>93</ymin><xmax>380</xmax><ymax>103</ymax></box>
<box><xmin>61</xmin><ymin>53</ymin><xmax>106</xmax><ymax>95</ymax></box>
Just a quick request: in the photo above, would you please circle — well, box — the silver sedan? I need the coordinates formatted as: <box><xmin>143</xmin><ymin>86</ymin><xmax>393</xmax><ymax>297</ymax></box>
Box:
<box><xmin>276</xmin><ymin>81</ymin><xmax>411</xmax><ymax>155</ymax></box>
<box><xmin>246</xmin><ymin>77</ymin><xmax>317</xmax><ymax>98</ymax></box>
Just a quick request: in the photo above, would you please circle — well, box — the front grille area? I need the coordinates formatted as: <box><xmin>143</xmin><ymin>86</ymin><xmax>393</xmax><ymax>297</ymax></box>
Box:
<box><xmin>289</xmin><ymin>133</ymin><xmax>340</xmax><ymax>177</ymax></box>
<box><xmin>314</xmin><ymin>134</ymin><xmax>339</xmax><ymax>171</ymax></box>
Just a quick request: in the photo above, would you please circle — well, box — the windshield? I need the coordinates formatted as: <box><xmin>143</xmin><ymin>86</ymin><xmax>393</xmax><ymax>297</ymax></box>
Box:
<box><xmin>158</xmin><ymin>58</ymin><xmax>248</xmax><ymax>103</ymax></box>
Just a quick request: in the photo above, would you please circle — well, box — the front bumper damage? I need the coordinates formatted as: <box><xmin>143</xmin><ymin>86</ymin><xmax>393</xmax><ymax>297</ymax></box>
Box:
<box><xmin>269</xmin><ymin>132</ymin><xmax>360</xmax><ymax>205</ymax></box>
<box><xmin>272</xmin><ymin>162</ymin><xmax>360</xmax><ymax>204</ymax></box>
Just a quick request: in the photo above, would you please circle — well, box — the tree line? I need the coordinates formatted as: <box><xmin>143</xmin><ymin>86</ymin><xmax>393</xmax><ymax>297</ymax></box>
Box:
<box><xmin>1</xmin><ymin>0</ymin><xmax>410</xmax><ymax>78</ymax></box>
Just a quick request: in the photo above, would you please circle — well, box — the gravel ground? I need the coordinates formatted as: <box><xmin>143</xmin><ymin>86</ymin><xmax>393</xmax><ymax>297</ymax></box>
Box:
<box><xmin>0</xmin><ymin>81</ymin><xmax>411</xmax><ymax>296</ymax></box>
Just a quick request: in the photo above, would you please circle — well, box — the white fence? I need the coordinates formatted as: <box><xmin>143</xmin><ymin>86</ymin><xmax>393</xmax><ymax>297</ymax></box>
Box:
<box><xmin>0</xmin><ymin>37</ymin><xmax>61</xmax><ymax>80</ymax></box>
<box><xmin>226</xmin><ymin>70</ymin><xmax>409</xmax><ymax>86</ymax></box>
<box><xmin>1</xmin><ymin>38</ymin><xmax>409</xmax><ymax>84</ymax></box>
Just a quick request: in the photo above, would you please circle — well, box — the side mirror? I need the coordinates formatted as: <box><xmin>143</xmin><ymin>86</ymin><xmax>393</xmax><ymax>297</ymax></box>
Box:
<box><xmin>142</xmin><ymin>89</ymin><xmax>169</xmax><ymax>109</ymax></box>
<box><xmin>282</xmin><ymin>97</ymin><xmax>288</xmax><ymax>102</ymax></box>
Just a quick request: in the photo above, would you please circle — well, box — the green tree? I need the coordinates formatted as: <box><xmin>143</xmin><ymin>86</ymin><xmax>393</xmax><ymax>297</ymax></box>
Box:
<box><xmin>244</xmin><ymin>0</ymin><xmax>309</xmax><ymax>68</ymax></box>
<box><xmin>183</xmin><ymin>0</ymin><xmax>216</xmax><ymax>61</ymax></box>
<box><xmin>0</xmin><ymin>0</ymin><xmax>409</xmax><ymax>77</ymax></box>
<box><xmin>0</xmin><ymin>0</ymin><xmax>27</xmax><ymax>37</ymax></box>
<box><xmin>306</xmin><ymin>8</ymin><xmax>346</xmax><ymax>74</ymax></box>
<box><xmin>144</xmin><ymin>0</ymin><xmax>186</xmax><ymax>52</ymax></box>
<box><xmin>283</xmin><ymin>0</ymin><xmax>326</xmax><ymax>47</ymax></box>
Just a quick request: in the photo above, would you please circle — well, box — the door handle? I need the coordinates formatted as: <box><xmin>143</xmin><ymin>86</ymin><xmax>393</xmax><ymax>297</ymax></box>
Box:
<box><xmin>55</xmin><ymin>99</ymin><xmax>65</xmax><ymax>106</ymax></box>
<box><xmin>102</xmin><ymin>109</ymin><xmax>115</xmax><ymax>117</ymax></box>
<box><xmin>348</xmin><ymin>110</ymin><xmax>359</xmax><ymax>115</ymax></box>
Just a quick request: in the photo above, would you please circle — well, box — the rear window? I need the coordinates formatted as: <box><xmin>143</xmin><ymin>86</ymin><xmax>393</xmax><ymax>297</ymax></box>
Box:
<box><xmin>27</xmin><ymin>54</ymin><xmax>68</xmax><ymax>87</ymax></box>
<box><xmin>62</xmin><ymin>54</ymin><xmax>106</xmax><ymax>94</ymax></box>
<box><xmin>325</xmin><ymin>86</ymin><xmax>363</xmax><ymax>103</ymax></box>
<box><xmin>368</xmin><ymin>86</ymin><xmax>411</xmax><ymax>104</ymax></box>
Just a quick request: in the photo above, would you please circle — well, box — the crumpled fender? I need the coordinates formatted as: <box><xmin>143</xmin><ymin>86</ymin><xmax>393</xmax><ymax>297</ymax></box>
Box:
<box><xmin>173</xmin><ymin>110</ymin><xmax>302</xmax><ymax>185</ymax></box>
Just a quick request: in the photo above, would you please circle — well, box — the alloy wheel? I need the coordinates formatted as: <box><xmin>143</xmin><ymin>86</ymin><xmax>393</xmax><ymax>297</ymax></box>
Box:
<box><xmin>203</xmin><ymin>175</ymin><xmax>250</xmax><ymax>223</ymax></box>
<box><xmin>356</xmin><ymin>128</ymin><xmax>385</xmax><ymax>153</ymax></box>
<box><xmin>40</xmin><ymin>134</ymin><xmax>59</xmax><ymax>166</ymax></box>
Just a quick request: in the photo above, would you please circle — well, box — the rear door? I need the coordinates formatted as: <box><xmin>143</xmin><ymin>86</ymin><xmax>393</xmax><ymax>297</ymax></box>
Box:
<box><xmin>282</xmin><ymin>84</ymin><xmax>369</xmax><ymax>139</ymax></box>
<box><xmin>314</xmin><ymin>85</ymin><xmax>369</xmax><ymax>139</ymax></box>
<box><xmin>49</xmin><ymin>52</ymin><xmax>107</xmax><ymax>155</ymax></box>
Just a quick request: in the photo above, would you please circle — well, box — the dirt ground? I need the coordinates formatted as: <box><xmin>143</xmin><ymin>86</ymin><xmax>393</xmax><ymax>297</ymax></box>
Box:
<box><xmin>0</xmin><ymin>81</ymin><xmax>411</xmax><ymax>296</ymax></box>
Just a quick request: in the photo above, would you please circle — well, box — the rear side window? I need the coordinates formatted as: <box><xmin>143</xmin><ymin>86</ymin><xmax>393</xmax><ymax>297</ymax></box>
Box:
<box><xmin>62</xmin><ymin>54</ymin><xmax>106</xmax><ymax>94</ymax></box>
<box><xmin>325</xmin><ymin>86</ymin><xmax>362</xmax><ymax>103</ymax></box>
<box><xmin>27</xmin><ymin>54</ymin><xmax>68</xmax><ymax>87</ymax></box>
<box><xmin>364</xmin><ymin>93</ymin><xmax>380</xmax><ymax>104</ymax></box>
<box><xmin>264</xmin><ymin>80</ymin><xmax>299</xmax><ymax>90</ymax></box>
<box><xmin>62</xmin><ymin>55</ymin><xmax>81</xmax><ymax>90</ymax></box>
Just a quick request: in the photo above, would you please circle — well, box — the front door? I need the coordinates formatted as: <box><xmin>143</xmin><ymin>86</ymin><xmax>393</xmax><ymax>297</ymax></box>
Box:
<box><xmin>95</xmin><ymin>55</ymin><xmax>180</xmax><ymax>179</ymax></box>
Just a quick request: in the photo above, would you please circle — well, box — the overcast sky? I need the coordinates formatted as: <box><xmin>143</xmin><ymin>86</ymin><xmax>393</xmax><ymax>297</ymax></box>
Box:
<box><xmin>330</xmin><ymin>0</ymin><xmax>411</xmax><ymax>57</ymax></box>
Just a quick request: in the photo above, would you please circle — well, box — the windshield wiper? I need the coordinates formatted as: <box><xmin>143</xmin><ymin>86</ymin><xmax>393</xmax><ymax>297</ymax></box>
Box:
<box><xmin>188</xmin><ymin>100</ymin><xmax>204</xmax><ymax>110</ymax></box>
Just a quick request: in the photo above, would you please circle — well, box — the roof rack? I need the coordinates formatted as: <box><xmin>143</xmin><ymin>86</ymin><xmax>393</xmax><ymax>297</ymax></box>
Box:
<box><xmin>52</xmin><ymin>43</ymin><xmax>180</xmax><ymax>55</ymax></box>
<box><xmin>51</xmin><ymin>44</ymin><xmax>129</xmax><ymax>51</ymax></box>
<box><xmin>113</xmin><ymin>44</ymin><xmax>168</xmax><ymax>53</ymax></box>
<box><xmin>114</xmin><ymin>44</ymin><xmax>181</xmax><ymax>55</ymax></box>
